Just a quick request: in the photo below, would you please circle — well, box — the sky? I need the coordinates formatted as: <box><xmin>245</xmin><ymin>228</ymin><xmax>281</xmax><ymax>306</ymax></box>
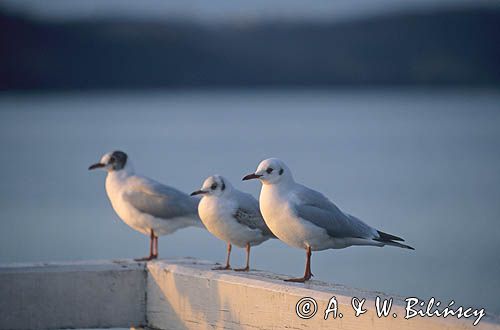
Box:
<box><xmin>1</xmin><ymin>0</ymin><xmax>498</xmax><ymax>23</ymax></box>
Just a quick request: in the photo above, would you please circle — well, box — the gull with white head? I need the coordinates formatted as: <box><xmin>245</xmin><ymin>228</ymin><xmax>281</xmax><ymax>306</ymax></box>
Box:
<box><xmin>243</xmin><ymin>158</ymin><xmax>414</xmax><ymax>282</ymax></box>
<box><xmin>191</xmin><ymin>175</ymin><xmax>275</xmax><ymax>271</ymax></box>
<box><xmin>89</xmin><ymin>150</ymin><xmax>204</xmax><ymax>261</ymax></box>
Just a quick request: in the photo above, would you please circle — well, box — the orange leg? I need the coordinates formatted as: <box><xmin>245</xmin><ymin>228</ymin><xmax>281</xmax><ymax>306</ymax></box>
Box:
<box><xmin>135</xmin><ymin>229</ymin><xmax>157</xmax><ymax>261</ymax></box>
<box><xmin>234</xmin><ymin>243</ymin><xmax>251</xmax><ymax>272</ymax></box>
<box><xmin>284</xmin><ymin>246</ymin><xmax>313</xmax><ymax>282</ymax></box>
<box><xmin>213</xmin><ymin>243</ymin><xmax>232</xmax><ymax>270</ymax></box>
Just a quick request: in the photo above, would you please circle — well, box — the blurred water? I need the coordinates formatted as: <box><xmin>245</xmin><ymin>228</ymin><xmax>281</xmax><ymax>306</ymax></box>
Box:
<box><xmin>0</xmin><ymin>89</ymin><xmax>499</xmax><ymax>314</ymax></box>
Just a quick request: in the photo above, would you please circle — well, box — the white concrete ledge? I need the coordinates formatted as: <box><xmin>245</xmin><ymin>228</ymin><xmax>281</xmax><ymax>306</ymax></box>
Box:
<box><xmin>0</xmin><ymin>260</ymin><xmax>147</xmax><ymax>330</ymax></box>
<box><xmin>1</xmin><ymin>259</ymin><xmax>499</xmax><ymax>330</ymax></box>
<box><xmin>146</xmin><ymin>259</ymin><xmax>500</xmax><ymax>330</ymax></box>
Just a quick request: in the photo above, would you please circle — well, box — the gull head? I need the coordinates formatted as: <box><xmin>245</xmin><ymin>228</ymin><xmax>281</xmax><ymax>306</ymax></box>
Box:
<box><xmin>191</xmin><ymin>175</ymin><xmax>232</xmax><ymax>197</ymax></box>
<box><xmin>89</xmin><ymin>150</ymin><xmax>128</xmax><ymax>172</ymax></box>
<box><xmin>243</xmin><ymin>158</ymin><xmax>292</xmax><ymax>185</ymax></box>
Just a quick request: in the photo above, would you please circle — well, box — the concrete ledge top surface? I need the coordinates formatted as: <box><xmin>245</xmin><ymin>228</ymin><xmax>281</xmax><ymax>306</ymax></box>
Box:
<box><xmin>148</xmin><ymin>258</ymin><xmax>395</xmax><ymax>304</ymax></box>
<box><xmin>0</xmin><ymin>258</ymin><xmax>146</xmax><ymax>273</ymax></box>
<box><xmin>147</xmin><ymin>258</ymin><xmax>500</xmax><ymax>329</ymax></box>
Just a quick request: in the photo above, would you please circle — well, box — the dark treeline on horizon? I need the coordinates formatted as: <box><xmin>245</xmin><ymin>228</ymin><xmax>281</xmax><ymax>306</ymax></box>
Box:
<box><xmin>1</xmin><ymin>6</ymin><xmax>499</xmax><ymax>91</ymax></box>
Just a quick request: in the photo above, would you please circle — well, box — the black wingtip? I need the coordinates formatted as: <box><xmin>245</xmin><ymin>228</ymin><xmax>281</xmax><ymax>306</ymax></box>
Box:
<box><xmin>373</xmin><ymin>238</ymin><xmax>415</xmax><ymax>250</ymax></box>
<box><xmin>401</xmin><ymin>243</ymin><xmax>415</xmax><ymax>250</ymax></box>
<box><xmin>374</xmin><ymin>238</ymin><xmax>415</xmax><ymax>250</ymax></box>
<box><xmin>377</xmin><ymin>230</ymin><xmax>405</xmax><ymax>242</ymax></box>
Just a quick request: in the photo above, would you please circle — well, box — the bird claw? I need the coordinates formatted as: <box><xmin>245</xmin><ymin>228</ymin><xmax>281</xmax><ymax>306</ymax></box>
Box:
<box><xmin>284</xmin><ymin>274</ymin><xmax>313</xmax><ymax>282</ymax></box>
<box><xmin>212</xmin><ymin>265</ymin><xmax>231</xmax><ymax>270</ymax></box>
<box><xmin>134</xmin><ymin>255</ymin><xmax>158</xmax><ymax>262</ymax></box>
<box><xmin>284</xmin><ymin>277</ymin><xmax>307</xmax><ymax>283</ymax></box>
<box><xmin>234</xmin><ymin>266</ymin><xmax>250</xmax><ymax>272</ymax></box>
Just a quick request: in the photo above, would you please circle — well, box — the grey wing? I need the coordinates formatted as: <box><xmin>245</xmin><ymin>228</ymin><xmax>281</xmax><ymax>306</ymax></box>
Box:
<box><xmin>292</xmin><ymin>185</ymin><xmax>376</xmax><ymax>239</ymax></box>
<box><xmin>233</xmin><ymin>192</ymin><xmax>275</xmax><ymax>238</ymax></box>
<box><xmin>123</xmin><ymin>176</ymin><xmax>199</xmax><ymax>220</ymax></box>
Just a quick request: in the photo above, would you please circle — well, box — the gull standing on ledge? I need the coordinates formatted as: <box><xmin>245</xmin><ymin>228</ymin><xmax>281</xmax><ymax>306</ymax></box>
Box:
<box><xmin>89</xmin><ymin>150</ymin><xmax>204</xmax><ymax>261</ymax></box>
<box><xmin>191</xmin><ymin>175</ymin><xmax>275</xmax><ymax>271</ymax></box>
<box><xmin>243</xmin><ymin>158</ymin><xmax>414</xmax><ymax>282</ymax></box>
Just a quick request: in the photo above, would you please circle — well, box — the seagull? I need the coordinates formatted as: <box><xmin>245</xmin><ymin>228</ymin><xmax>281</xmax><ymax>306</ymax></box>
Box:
<box><xmin>89</xmin><ymin>150</ymin><xmax>204</xmax><ymax>261</ymax></box>
<box><xmin>191</xmin><ymin>175</ymin><xmax>275</xmax><ymax>271</ymax></box>
<box><xmin>243</xmin><ymin>158</ymin><xmax>414</xmax><ymax>282</ymax></box>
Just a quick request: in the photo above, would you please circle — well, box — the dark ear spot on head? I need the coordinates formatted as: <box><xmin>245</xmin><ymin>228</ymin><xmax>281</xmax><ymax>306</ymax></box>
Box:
<box><xmin>279</xmin><ymin>168</ymin><xmax>284</xmax><ymax>175</ymax></box>
<box><xmin>111</xmin><ymin>151</ymin><xmax>128</xmax><ymax>170</ymax></box>
<box><xmin>221</xmin><ymin>182</ymin><xmax>226</xmax><ymax>191</ymax></box>
<box><xmin>108</xmin><ymin>150</ymin><xmax>127</xmax><ymax>171</ymax></box>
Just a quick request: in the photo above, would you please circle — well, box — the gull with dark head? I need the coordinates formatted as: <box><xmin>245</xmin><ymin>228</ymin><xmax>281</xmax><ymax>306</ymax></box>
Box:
<box><xmin>243</xmin><ymin>157</ymin><xmax>414</xmax><ymax>282</ymax></box>
<box><xmin>89</xmin><ymin>150</ymin><xmax>204</xmax><ymax>261</ymax></box>
<box><xmin>191</xmin><ymin>175</ymin><xmax>275</xmax><ymax>271</ymax></box>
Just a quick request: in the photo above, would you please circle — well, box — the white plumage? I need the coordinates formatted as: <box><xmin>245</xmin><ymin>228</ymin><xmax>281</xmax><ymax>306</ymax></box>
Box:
<box><xmin>243</xmin><ymin>158</ymin><xmax>413</xmax><ymax>282</ymax></box>
<box><xmin>90</xmin><ymin>151</ymin><xmax>203</xmax><ymax>260</ymax></box>
<box><xmin>192</xmin><ymin>175</ymin><xmax>275</xmax><ymax>271</ymax></box>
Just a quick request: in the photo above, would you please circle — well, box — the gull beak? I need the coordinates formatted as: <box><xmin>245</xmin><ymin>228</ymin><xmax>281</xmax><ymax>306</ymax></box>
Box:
<box><xmin>242</xmin><ymin>173</ymin><xmax>262</xmax><ymax>181</ymax></box>
<box><xmin>190</xmin><ymin>190</ymin><xmax>207</xmax><ymax>196</ymax></box>
<box><xmin>88</xmin><ymin>163</ymin><xmax>106</xmax><ymax>170</ymax></box>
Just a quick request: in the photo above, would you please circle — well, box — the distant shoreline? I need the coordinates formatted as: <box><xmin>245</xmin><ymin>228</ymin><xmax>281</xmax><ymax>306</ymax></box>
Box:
<box><xmin>1</xmin><ymin>6</ymin><xmax>499</xmax><ymax>91</ymax></box>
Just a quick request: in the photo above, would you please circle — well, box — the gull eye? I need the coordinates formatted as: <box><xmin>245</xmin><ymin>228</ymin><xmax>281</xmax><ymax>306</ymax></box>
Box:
<box><xmin>266</xmin><ymin>167</ymin><xmax>274</xmax><ymax>174</ymax></box>
<box><xmin>109</xmin><ymin>157</ymin><xmax>116</xmax><ymax>163</ymax></box>
<box><xmin>211</xmin><ymin>183</ymin><xmax>217</xmax><ymax>190</ymax></box>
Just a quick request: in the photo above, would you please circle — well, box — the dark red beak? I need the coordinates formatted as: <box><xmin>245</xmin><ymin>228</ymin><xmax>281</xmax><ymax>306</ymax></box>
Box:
<box><xmin>88</xmin><ymin>163</ymin><xmax>105</xmax><ymax>170</ymax></box>
<box><xmin>242</xmin><ymin>173</ymin><xmax>262</xmax><ymax>181</ymax></box>
<box><xmin>190</xmin><ymin>190</ymin><xmax>207</xmax><ymax>196</ymax></box>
